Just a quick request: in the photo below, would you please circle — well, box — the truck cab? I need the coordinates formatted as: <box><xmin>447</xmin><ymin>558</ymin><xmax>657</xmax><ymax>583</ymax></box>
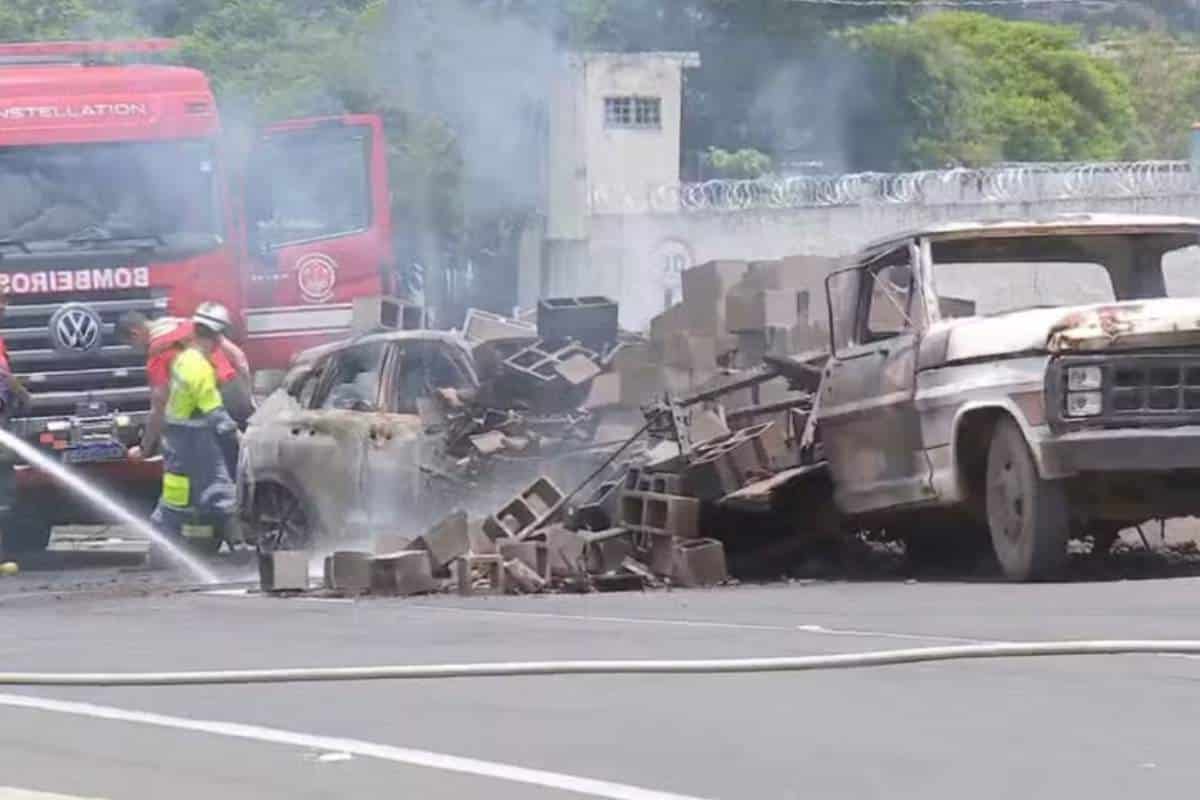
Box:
<box><xmin>819</xmin><ymin>214</ymin><xmax>1200</xmax><ymax>580</ymax></box>
<box><xmin>0</xmin><ymin>40</ymin><xmax>395</xmax><ymax>554</ymax></box>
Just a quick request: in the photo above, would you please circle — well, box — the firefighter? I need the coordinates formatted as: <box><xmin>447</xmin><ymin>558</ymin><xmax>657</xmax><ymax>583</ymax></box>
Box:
<box><xmin>190</xmin><ymin>302</ymin><xmax>254</xmax><ymax>429</ymax></box>
<box><xmin>117</xmin><ymin>308</ymin><xmax>247</xmax><ymax>460</ymax></box>
<box><xmin>0</xmin><ymin>295</ymin><xmax>27</xmax><ymax>526</ymax></box>
<box><xmin>148</xmin><ymin>319</ymin><xmax>239</xmax><ymax>550</ymax></box>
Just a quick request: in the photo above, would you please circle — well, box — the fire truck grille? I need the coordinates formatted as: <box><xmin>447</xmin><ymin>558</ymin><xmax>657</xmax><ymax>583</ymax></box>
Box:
<box><xmin>0</xmin><ymin>289</ymin><xmax>168</xmax><ymax>421</ymax></box>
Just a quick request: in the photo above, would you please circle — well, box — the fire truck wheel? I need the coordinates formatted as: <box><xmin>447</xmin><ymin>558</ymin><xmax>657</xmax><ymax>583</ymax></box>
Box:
<box><xmin>986</xmin><ymin>416</ymin><xmax>1069</xmax><ymax>582</ymax></box>
<box><xmin>1</xmin><ymin>514</ymin><xmax>53</xmax><ymax>554</ymax></box>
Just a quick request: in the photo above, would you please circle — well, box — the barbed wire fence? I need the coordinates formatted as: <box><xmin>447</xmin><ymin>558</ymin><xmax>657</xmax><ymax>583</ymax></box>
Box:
<box><xmin>591</xmin><ymin>161</ymin><xmax>1200</xmax><ymax>215</ymax></box>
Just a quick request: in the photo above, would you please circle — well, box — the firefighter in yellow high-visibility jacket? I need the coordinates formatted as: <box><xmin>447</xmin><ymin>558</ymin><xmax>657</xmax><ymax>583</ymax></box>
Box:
<box><xmin>150</xmin><ymin>319</ymin><xmax>239</xmax><ymax>553</ymax></box>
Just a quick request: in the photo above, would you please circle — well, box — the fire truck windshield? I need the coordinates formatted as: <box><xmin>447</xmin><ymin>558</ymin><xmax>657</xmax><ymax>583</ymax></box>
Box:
<box><xmin>0</xmin><ymin>139</ymin><xmax>219</xmax><ymax>253</ymax></box>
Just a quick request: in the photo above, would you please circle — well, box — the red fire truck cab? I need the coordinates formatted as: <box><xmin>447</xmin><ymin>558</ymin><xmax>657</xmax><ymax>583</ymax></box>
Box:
<box><xmin>0</xmin><ymin>39</ymin><xmax>396</xmax><ymax>552</ymax></box>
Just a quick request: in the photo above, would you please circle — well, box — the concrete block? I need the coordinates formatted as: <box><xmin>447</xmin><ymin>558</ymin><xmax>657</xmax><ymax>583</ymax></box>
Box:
<box><xmin>650</xmin><ymin>303</ymin><xmax>688</xmax><ymax>349</ymax></box>
<box><xmin>537</xmin><ymin>296</ymin><xmax>619</xmax><ymax>350</ymax></box>
<box><xmin>672</xmin><ymin>539</ymin><xmax>727</xmax><ymax>587</ymax></box>
<box><xmin>505</xmin><ymin>558</ymin><xmax>547</xmax><ymax>593</ymax></box>
<box><xmin>648</xmin><ymin>533</ymin><xmax>676</xmax><ymax>576</ymax></box>
<box><xmin>663</xmin><ymin>333</ymin><xmax>716</xmax><ymax>372</ymax></box>
<box><xmin>454</xmin><ymin>553</ymin><xmax>505</xmax><ymax>596</ymax></box>
<box><xmin>484</xmin><ymin>477</ymin><xmax>562</xmax><ymax>540</ymax></box>
<box><xmin>648</xmin><ymin>473</ymin><xmax>685</xmax><ymax>495</ymax></box>
<box><xmin>323</xmin><ymin>551</ymin><xmax>372</xmax><ymax>594</ymax></box>
<box><xmin>412</xmin><ymin>510</ymin><xmax>470</xmax><ymax>570</ymax></box>
<box><xmin>583</xmin><ymin>372</ymin><xmax>622</xmax><ymax>409</ymax></box>
<box><xmin>373</xmin><ymin>533</ymin><xmax>412</xmax><ymax>555</ymax></box>
<box><xmin>543</xmin><ymin>526</ymin><xmax>586</xmax><ymax>578</ymax></box>
<box><xmin>467</xmin><ymin>517</ymin><xmax>496</xmax><ymax>554</ymax></box>
<box><xmin>555</xmin><ymin>353</ymin><xmax>602</xmax><ymax>386</ymax></box>
<box><xmin>683</xmin><ymin>298</ymin><xmax>725</xmax><ymax>338</ymax></box>
<box><xmin>469</xmin><ymin>430</ymin><xmax>508</xmax><ymax>455</ymax></box>
<box><xmin>608</xmin><ymin>341</ymin><xmax>656</xmax><ymax>373</ymax></box>
<box><xmin>642</xmin><ymin>493</ymin><xmax>700</xmax><ymax>538</ymax></box>
<box><xmin>682</xmin><ymin>260</ymin><xmax>748</xmax><ymax>308</ymax></box>
<box><xmin>574</xmin><ymin>478</ymin><xmax>622</xmax><ymax>531</ymax></box>
<box><xmin>620</xmin><ymin>492</ymin><xmax>646</xmax><ymax>529</ymax></box>
<box><xmin>259</xmin><ymin>550</ymin><xmax>309</xmax><ymax>593</ymax></box>
<box><xmin>371</xmin><ymin>550</ymin><xmax>438</xmax><ymax>596</ymax></box>
<box><xmin>463</xmin><ymin>307</ymin><xmax>536</xmax><ymax>344</ymax></box>
<box><xmin>498</xmin><ymin>539</ymin><xmax>550</xmax><ymax>579</ymax></box>
<box><xmin>581</xmin><ymin>529</ymin><xmax>635</xmax><ymax>574</ymax></box>
<box><xmin>726</xmin><ymin>290</ymin><xmax>798</xmax><ymax>333</ymax></box>
<box><xmin>687</xmin><ymin>407</ymin><xmax>729</xmax><ymax>444</ymax></box>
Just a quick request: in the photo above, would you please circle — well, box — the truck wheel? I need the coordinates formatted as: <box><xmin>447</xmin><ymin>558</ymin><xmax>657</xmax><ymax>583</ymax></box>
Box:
<box><xmin>249</xmin><ymin>484</ymin><xmax>313</xmax><ymax>552</ymax></box>
<box><xmin>985</xmin><ymin>417</ymin><xmax>1069</xmax><ymax>581</ymax></box>
<box><xmin>1</xmin><ymin>514</ymin><xmax>52</xmax><ymax>555</ymax></box>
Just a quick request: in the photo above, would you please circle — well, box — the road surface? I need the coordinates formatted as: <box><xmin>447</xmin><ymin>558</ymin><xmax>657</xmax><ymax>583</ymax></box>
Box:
<box><xmin>3</xmin><ymin>566</ymin><xmax>1200</xmax><ymax>799</ymax></box>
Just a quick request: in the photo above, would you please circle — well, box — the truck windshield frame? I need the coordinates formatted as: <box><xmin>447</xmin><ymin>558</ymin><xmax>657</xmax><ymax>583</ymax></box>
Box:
<box><xmin>0</xmin><ymin>138</ymin><xmax>221</xmax><ymax>251</ymax></box>
<box><xmin>246</xmin><ymin>124</ymin><xmax>373</xmax><ymax>255</ymax></box>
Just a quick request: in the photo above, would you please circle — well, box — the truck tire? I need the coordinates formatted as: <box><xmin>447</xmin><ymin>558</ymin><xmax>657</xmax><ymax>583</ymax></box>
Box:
<box><xmin>1</xmin><ymin>514</ymin><xmax>52</xmax><ymax>554</ymax></box>
<box><xmin>985</xmin><ymin>416</ymin><xmax>1069</xmax><ymax>581</ymax></box>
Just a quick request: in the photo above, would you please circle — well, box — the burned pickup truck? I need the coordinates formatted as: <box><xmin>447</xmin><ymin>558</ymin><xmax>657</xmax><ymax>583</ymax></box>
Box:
<box><xmin>819</xmin><ymin>214</ymin><xmax>1200</xmax><ymax>580</ymax></box>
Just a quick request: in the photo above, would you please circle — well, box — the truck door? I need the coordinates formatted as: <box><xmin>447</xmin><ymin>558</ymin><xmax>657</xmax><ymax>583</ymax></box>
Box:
<box><xmin>820</xmin><ymin>242</ymin><xmax>931</xmax><ymax>515</ymax></box>
<box><xmin>241</xmin><ymin>115</ymin><xmax>394</xmax><ymax>368</ymax></box>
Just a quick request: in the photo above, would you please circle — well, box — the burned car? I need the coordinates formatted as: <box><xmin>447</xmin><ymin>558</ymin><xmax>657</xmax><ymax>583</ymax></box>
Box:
<box><xmin>237</xmin><ymin>327</ymin><xmax>616</xmax><ymax>551</ymax></box>
<box><xmin>819</xmin><ymin>214</ymin><xmax>1200</xmax><ymax>580</ymax></box>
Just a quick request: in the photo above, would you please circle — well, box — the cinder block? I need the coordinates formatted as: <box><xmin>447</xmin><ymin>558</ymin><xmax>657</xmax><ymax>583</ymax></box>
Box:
<box><xmin>574</xmin><ymin>478</ymin><xmax>622</xmax><ymax>531</ymax></box>
<box><xmin>498</xmin><ymin>539</ymin><xmax>550</xmax><ymax>579</ymax></box>
<box><xmin>371</xmin><ymin>550</ymin><xmax>438</xmax><ymax>596</ymax></box>
<box><xmin>454</xmin><ymin>554</ymin><xmax>505</xmax><ymax>596</ymax></box>
<box><xmin>726</xmin><ymin>290</ymin><xmax>798</xmax><ymax>333</ymax></box>
<box><xmin>650</xmin><ymin>303</ymin><xmax>688</xmax><ymax>349</ymax></box>
<box><xmin>483</xmin><ymin>475</ymin><xmax>564</xmax><ymax>541</ymax></box>
<box><xmin>649</xmin><ymin>474</ymin><xmax>685</xmax><ymax>495</ymax></box>
<box><xmin>642</xmin><ymin>493</ymin><xmax>700</xmax><ymax>538</ymax></box>
<box><xmin>323</xmin><ymin>551</ymin><xmax>372</xmax><ymax>594</ymax></box>
<box><xmin>672</xmin><ymin>539</ymin><xmax>727</xmax><ymax>587</ymax></box>
<box><xmin>537</xmin><ymin>296</ymin><xmax>619</xmax><ymax>351</ymax></box>
<box><xmin>663</xmin><ymin>333</ymin><xmax>717</xmax><ymax>372</ymax></box>
<box><xmin>543</xmin><ymin>526</ymin><xmax>586</xmax><ymax>578</ymax></box>
<box><xmin>648</xmin><ymin>533</ymin><xmax>675</xmax><ymax>576</ymax></box>
<box><xmin>581</xmin><ymin>529</ymin><xmax>635</xmax><ymax>574</ymax></box>
<box><xmin>620</xmin><ymin>492</ymin><xmax>646</xmax><ymax>529</ymax></box>
<box><xmin>412</xmin><ymin>510</ymin><xmax>470</xmax><ymax>569</ymax></box>
<box><xmin>583</xmin><ymin>372</ymin><xmax>622</xmax><ymax>409</ymax></box>
<box><xmin>463</xmin><ymin>307</ymin><xmax>537</xmax><ymax>343</ymax></box>
<box><xmin>373</xmin><ymin>533</ymin><xmax>412</xmax><ymax>555</ymax></box>
<box><xmin>556</xmin><ymin>353</ymin><xmax>602</xmax><ymax>386</ymax></box>
<box><xmin>259</xmin><ymin>550</ymin><xmax>309</xmax><ymax>593</ymax></box>
<box><xmin>682</xmin><ymin>260</ymin><xmax>748</xmax><ymax>307</ymax></box>
<box><xmin>505</xmin><ymin>558</ymin><xmax>547</xmax><ymax>593</ymax></box>
<box><xmin>608</xmin><ymin>341</ymin><xmax>655</xmax><ymax>373</ymax></box>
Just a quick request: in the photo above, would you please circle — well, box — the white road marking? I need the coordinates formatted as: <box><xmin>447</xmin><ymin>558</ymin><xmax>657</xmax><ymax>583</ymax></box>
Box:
<box><xmin>411</xmin><ymin>603</ymin><xmax>986</xmax><ymax>644</ymax></box>
<box><xmin>315</xmin><ymin>752</ymin><xmax>354</xmax><ymax>763</ymax></box>
<box><xmin>0</xmin><ymin>694</ymin><xmax>710</xmax><ymax>800</ymax></box>
<box><xmin>0</xmin><ymin>790</ymin><xmax>107</xmax><ymax>800</ymax></box>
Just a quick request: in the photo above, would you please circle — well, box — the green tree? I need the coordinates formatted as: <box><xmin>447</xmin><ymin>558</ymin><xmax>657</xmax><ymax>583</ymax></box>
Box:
<box><xmin>845</xmin><ymin>12</ymin><xmax>1137</xmax><ymax>169</ymax></box>
<box><xmin>1108</xmin><ymin>31</ymin><xmax>1200</xmax><ymax>158</ymax></box>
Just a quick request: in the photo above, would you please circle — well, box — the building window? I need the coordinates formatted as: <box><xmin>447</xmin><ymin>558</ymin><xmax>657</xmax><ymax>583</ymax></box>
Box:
<box><xmin>605</xmin><ymin>96</ymin><xmax>661</xmax><ymax>129</ymax></box>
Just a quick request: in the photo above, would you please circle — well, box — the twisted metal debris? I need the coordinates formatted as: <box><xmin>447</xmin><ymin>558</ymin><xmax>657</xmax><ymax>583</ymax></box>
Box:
<box><xmin>596</xmin><ymin>161</ymin><xmax>1198</xmax><ymax>215</ymax></box>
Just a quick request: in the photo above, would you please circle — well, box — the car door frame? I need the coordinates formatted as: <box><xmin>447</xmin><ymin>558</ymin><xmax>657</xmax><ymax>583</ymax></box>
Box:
<box><xmin>820</xmin><ymin>239</ymin><xmax>933</xmax><ymax>516</ymax></box>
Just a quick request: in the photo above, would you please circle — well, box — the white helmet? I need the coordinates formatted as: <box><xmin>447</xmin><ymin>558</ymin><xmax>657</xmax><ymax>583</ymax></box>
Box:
<box><xmin>193</xmin><ymin>301</ymin><xmax>233</xmax><ymax>335</ymax></box>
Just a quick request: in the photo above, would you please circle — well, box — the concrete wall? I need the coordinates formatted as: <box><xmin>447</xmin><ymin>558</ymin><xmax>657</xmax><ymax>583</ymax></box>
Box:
<box><xmin>561</xmin><ymin>194</ymin><xmax>1200</xmax><ymax>330</ymax></box>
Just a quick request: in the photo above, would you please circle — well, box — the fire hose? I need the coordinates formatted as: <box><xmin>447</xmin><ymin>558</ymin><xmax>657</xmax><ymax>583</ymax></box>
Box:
<box><xmin>1</xmin><ymin>640</ymin><xmax>1199</xmax><ymax>686</ymax></box>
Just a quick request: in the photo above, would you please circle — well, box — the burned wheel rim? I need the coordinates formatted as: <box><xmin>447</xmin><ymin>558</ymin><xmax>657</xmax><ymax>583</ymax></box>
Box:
<box><xmin>252</xmin><ymin>484</ymin><xmax>312</xmax><ymax>552</ymax></box>
<box><xmin>985</xmin><ymin>416</ymin><xmax>1069</xmax><ymax>582</ymax></box>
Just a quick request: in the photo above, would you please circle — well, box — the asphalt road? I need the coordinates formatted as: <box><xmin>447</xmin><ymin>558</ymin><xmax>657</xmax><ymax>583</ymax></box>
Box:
<box><xmin>3</xmin><ymin>564</ymin><xmax>1200</xmax><ymax>800</ymax></box>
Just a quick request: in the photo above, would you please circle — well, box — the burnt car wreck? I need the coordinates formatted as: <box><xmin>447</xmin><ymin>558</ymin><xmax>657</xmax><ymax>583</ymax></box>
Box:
<box><xmin>821</xmin><ymin>214</ymin><xmax>1200</xmax><ymax>579</ymax></box>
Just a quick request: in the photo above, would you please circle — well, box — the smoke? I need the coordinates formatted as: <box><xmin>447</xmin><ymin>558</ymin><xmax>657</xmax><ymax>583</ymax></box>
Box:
<box><xmin>371</xmin><ymin>0</ymin><xmax>561</xmax><ymax>217</ymax></box>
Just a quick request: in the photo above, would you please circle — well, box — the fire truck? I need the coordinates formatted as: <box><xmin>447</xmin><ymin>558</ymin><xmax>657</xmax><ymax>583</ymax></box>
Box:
<box><xmin>0</xmin><ymin>39</ymin><xmax>397</xmax><ymax>553</ymax></box>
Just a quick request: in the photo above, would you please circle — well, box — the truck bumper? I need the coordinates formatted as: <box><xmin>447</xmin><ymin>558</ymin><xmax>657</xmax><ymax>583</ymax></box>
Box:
<box><xmin>1040</xmin><ymin>426</ymin><xmax>1200</xmax><ymax>475</ymax></box>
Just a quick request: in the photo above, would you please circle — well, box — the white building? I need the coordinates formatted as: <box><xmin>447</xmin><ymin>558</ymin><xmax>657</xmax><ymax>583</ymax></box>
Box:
<box><xmin>519</xmin><ymin>51</ymin><xmax>700</xmax><ymax>329</ymax></box>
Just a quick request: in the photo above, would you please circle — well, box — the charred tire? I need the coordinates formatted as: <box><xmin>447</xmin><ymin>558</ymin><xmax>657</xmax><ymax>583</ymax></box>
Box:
<box><xmin>248</xmin><ymin>483</ymin><xmax>314</xmax><ymax>553</ymax></box>
<box><xmin>1</xmin><ymin>513</ymin><xmax>52</xmax><ymax>554</ymax></box>
<box><xmin>985</xmin><ymin>417</ymin><xmax>1069</xmax><ymax>581</ymax></box>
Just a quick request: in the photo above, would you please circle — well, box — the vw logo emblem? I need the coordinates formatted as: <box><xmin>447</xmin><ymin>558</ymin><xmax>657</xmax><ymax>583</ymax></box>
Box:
<box><xmin>49</xmin><ymin>303</ymin><xmax>103</xmax><ymax>353</ymax></box>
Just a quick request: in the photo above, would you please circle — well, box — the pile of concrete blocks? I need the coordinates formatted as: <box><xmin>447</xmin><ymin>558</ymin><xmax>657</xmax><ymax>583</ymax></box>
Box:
<box><xmin>613</xmin><ymin>465</ymin><xmax>728</xmax><ymax>587</ymax></box>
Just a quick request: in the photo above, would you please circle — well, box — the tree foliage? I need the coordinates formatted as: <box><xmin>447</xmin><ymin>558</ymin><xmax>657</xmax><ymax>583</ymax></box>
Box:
<box><xmin>844</xmin><ymin>12</ymin><xmax>1137</xmax><ymax>169</ymax></box>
